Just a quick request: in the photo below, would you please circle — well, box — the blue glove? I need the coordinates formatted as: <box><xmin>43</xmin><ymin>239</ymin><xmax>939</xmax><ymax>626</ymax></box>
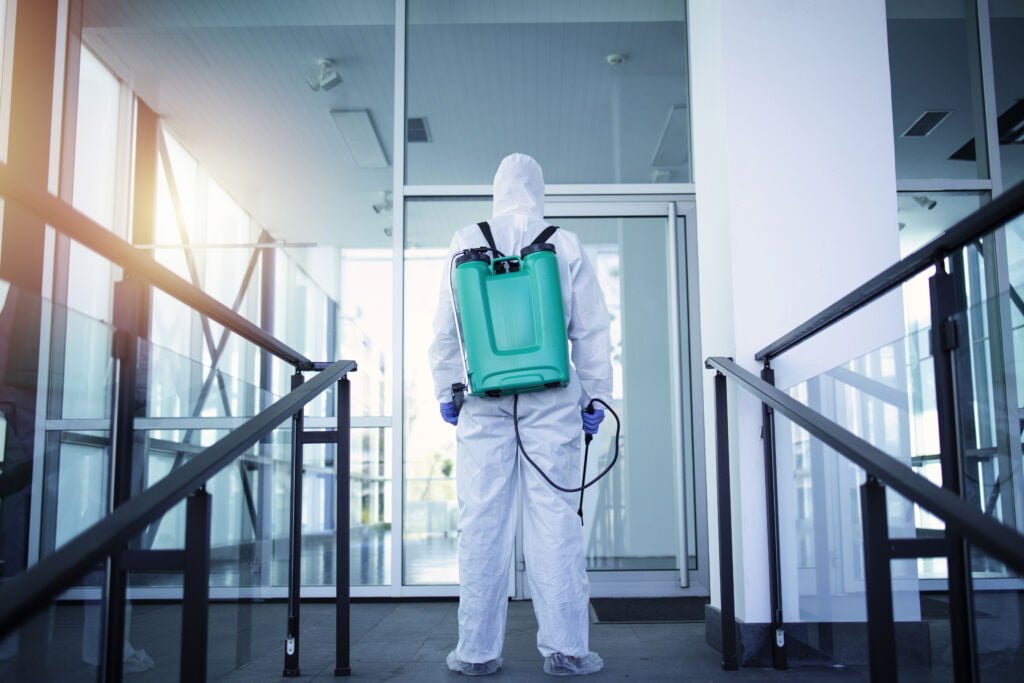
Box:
<box><xmin>440</xmin><ymin>401</ymin><xmax>459</xmax><ymax>426</ymax></box>
<box><xmin>582</xmin><ymin>408</ymin><xmax>605</xmax><ymax>435</ymax></box>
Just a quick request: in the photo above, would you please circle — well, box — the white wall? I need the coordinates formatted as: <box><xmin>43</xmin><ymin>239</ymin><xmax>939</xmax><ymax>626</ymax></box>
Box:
<box><xmin>690</xmin><ymin>0</ymin><xmax>905</xmax><ymax>623</ymax></box>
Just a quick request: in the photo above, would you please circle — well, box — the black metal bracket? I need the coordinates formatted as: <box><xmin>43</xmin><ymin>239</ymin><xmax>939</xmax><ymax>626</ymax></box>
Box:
<box><xmin>888</xmin><ymin>538</ymin><xmax>948</xmax><ymax>560</ymax></box>
<box><xmin>118</xmin><ymin>549</ymin><xmax>185</xmax><ymax>572</ymax></box>
<box><xmin>301</xmin><ymin>430</ymin><xmax>340</xmax><ymax>445</ymax></box>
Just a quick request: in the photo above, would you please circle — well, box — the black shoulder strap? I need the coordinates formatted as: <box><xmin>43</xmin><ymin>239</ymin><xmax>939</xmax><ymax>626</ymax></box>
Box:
<box><xmin>477</xmin><ymin>221</ymin><xmax>498</xmax><ymax>252</ymax></box>
<box><xmin>530</xmin><ymin>225</ymin><xmax>559</xmax><ymax>246</ymax></box>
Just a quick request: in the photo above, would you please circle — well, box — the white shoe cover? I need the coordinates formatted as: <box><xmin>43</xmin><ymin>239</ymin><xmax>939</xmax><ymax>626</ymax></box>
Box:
<box><xmin>447</xmin><ymin>650</ymin><xmax>502</xmax><ymax>676</ymax></box>
<box><xmin>543</xmin><ymin>652</ymin><xmax>604</xmax><ymax>676</ymax></box>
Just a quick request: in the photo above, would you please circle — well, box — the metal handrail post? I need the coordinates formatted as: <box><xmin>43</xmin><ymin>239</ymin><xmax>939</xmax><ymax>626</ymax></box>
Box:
<box><xmin>860</xmin><ymin>477</ymin><xmax>898</xmax><ymax>682</ymax></box>
<box><xmin>759</xmin><ymin>364</ymin><xmax>786</xmax><ymax>669</ymax></box>
<box><xmin>714</xmin><ymin>371</ymin><xmax>739</xmax><ymax>670</ymax></box>
<box><xmin>335</xmin><ymin>376</ymin><xmax>352</xmax><ymax>676</ymax></box>
<box><xmin>929</xmin><ymin>262</ymin><xmax>980</xmax><ymax>682</ymax></box>
<box><xmin>284</xmin><ymin>371</ymin><xmax>305</xmax><ymax>677</ymax></box>
<box><xmin>102</xmin><ymin>278</ymin><xmax>146</xmax><ymax>683</ymax></box>
<box><xmin>180</xmin><ymin>489</ymin><xmax>212</xmax><ymax>683</ymax></box>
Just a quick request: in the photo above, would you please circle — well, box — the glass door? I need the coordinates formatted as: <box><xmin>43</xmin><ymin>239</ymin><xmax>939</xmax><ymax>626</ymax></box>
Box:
<box><xmin>513</xmin><ymin>200</ymin><xmax>697</xmax><ymax>597</ymax></box>
<box><xmin>402</xmin><ymin>198</ymin><xmax>700</xmax><ymax>597</ymax></box>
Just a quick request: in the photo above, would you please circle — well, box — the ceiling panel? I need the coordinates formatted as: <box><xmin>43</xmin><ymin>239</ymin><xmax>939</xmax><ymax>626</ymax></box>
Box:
<box><xmin>83</xmin><ymin>1</ymin><xmax>688</xmax><ymax>247</ymax></box>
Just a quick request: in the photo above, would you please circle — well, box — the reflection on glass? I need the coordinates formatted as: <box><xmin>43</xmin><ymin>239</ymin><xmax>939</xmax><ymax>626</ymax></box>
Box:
<box><xmin>404</xmin><ymin>201</ymin><xmax>685</xmax><ymax>583</ymax></box>
<box><xmin>341</xmin><ymin>248</ymin><xmax>392</xmax><ymax>418</ymax></box>
<box><xmin>135</xmin><ymin>427</ymin><xmax>390</xmax><ymax>588</ymax></box>
<box><xmin>786</xmin><ymin>244</ymin><xmax>1024</xmax><ymax>583</ymax></box>
<box><xmin>73</xmin><ymin>47</ymin><xmax>122</xmax><ymax>229</ymax></box>
<box><xmin>886</xmin><ymin>0</ymin><xmax>987</xmax><ymax>179</ymax></box>
<box><xmin>43</xmin><ymin>430</ymin><xmax>111</xmax><ymax>556</ymax></box>
<box><xmin>144</xmin><ymin>339</ymin><xmax>267</xmax><ymax>420</ymax></box>
<box><xmin>406</xmin><ymin>1</ymin><xmax>691</xmax><ymax>185</ymax></box>
<box><xmin>898</xmin><ymin>192</ymin><xmax>984</xmax><ymax>337</ymax></box>
<box><xmin>0</xmin><ymin>599</ymin><xmax>108</xmax><ymax>681</ymax></box>
<box><xmin>65</xmin><ymin>45</ymin><xmax>124</xmax><ymax>350</ymax></box>
<box><xmin>781</xmin><ymin>353</ymin><xmax>924</xmax><ymax>621</ymax></box>
<box><xmin>990</xmin><ymin>7</ymin><xmax>1024</xmax><ymax>187</ymax></box>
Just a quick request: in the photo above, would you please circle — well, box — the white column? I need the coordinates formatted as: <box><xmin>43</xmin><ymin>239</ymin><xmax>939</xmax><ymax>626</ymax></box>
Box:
<box><xmin>690</xmin><ymin>0</ymin><xmax>906</xmax><ymax>624</ymax></box>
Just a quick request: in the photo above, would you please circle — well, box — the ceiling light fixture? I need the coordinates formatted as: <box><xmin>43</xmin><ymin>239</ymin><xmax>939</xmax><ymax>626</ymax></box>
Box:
<box><xmin>913</xmin><ymin>195</ymin><xmax>937</xmax><ymax>211</ymax></box>
<box><xmin>372</xmin><ymin>191</ymin><xmax>393</xmax><ymax>215</ymax></box>
<box><xmin>606</xmin><ymin>53</ymin><xmax>626</xmax><ymax>66</ymax></box>
<box><xmin>309</xmin><ymin>59</ymin><xmax>342</xmax><ymax>92</ymax></box>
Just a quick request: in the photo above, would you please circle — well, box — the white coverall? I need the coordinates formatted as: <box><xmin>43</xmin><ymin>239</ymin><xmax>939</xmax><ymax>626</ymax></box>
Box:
<box><xmin>429</xmin><ymin>153</ymin><xmax>613</xmax><ymax>667</ymax></box>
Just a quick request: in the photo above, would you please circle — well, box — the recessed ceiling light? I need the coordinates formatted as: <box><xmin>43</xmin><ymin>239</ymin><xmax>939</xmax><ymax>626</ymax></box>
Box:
<box><xmin>331</xmin><ymin>110</ymin><xmax>389</xmax><ymax>168</ymax></box>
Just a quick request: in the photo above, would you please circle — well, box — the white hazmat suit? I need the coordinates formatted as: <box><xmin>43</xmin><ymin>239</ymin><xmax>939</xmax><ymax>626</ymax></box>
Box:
<box><xmin>429</xmin><ymin>154</ymin><xmax>612</xmax><ymax>675</ymax></box>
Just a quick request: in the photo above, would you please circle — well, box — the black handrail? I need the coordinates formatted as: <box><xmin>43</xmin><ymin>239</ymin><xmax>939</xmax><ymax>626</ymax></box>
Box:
<box><xmin>0</xmin><ymin>358</ymin><xmax>355</xmax><ymax>638</ymax></box>
<box><xmin>705</xmin><ymin>356</ymin><xmax>1024</xmax><ymax>573</ymax></box>
<box><xmin>0</xmin><ymin>163</ymin><xmax>313</xmax><ymax>368</ymax></box>
<box><xmin>756</xmin><ymin>179</ymin><xmax>1024</xmax><ymax>361</ymax></box>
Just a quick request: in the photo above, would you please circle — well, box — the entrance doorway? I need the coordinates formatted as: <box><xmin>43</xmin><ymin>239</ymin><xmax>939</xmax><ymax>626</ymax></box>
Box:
<box><xmin>401</xmin><ymin>196</ymin><xmax>705</xmax><ymax>598</ymax></box>
<box><xmin>508</xmin><ymin>199</ymin><xmax>705</xmax><ymax>598</ymax></box>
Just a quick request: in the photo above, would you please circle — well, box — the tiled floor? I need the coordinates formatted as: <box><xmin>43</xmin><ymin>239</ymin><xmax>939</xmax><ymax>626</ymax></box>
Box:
<box><xmin>6</xmin><ymin>598</ymin><xmax>1019</xmax><ymax>681</ymax></box>
<box><xmin>216</xmin><ymin>602</ymin><xmax>867</xmax><ymax>682</ymax></box>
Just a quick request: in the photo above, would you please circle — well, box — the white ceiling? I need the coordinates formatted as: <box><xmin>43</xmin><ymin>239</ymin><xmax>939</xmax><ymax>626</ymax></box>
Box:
<box><xmin>83</xmin><ymin>0</ymin><xmax>690</xmax><ymax>249</ymax></box>
<box><xmin>84</xmin><ymin>0</ymin><xmax>398</xmax><ymax>248</ymax></box>
<box><xmin>81</xmin><ymin>1</ymin><xmax>1023</xmax><ymax>252</ymax></box>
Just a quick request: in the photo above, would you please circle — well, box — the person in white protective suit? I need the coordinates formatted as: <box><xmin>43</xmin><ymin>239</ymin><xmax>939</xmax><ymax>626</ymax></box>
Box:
<box><xmin>429</xmin><ymin>153</ymin><xmax>612</xmax><ymax>677</ymax></box>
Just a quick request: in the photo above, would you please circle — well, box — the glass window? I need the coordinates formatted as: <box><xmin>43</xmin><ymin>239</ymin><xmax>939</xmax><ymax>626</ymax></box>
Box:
<box><xmin>151</xmin><ymin>128</ymin><xmax>263</xmax><ymax>418</ymax></box>
<box><xmin>72</xmin><ymin>47</ymin><xmax>121</xmax><ymax>229</ymax></box>
<box><xmin>67</xmin><ymin>46</ymin><xmax>123</xmax><ymax>321</ymax></box>
<box><xmin>886</xmin><ymin>0</ymin><xmax>988</xmax><ymax>179</ymax></box>
<box><xmin>406</xmin><ymin>1</ymin><xmax>691</xmax><ymax>185</ymax></box>
<box><xmin>990</xmin><ymin>2</ymin><xmax>1024</xmax><ymax>188</ymax></box>
<box><xmin>340</xmin><ymin>248</ymin><xmax>393</xmax><ymax>418</ymax></box>
<box><xmin>403</xmin><ymin>198</ymin><xmax>490</xmax><ymax>584</ymax></box>
<box><xmin>52</xmin><ymin>47</ymin><xmax>125</xmax><ymax>424</ymax></box>
<box><xmin>897</xmin><ymin>191</ymin><xmax>986</xmax><ymax>331</ymax></box>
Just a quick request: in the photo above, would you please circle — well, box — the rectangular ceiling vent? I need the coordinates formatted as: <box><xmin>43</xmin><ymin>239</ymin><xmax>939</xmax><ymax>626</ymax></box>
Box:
<box><xmin>901</xmin><ymin>110</ymin><xmax>951</xmax><ymax>138</ymax></box>
<box><xmin>407</xmin><ymin>117</ymin><xmax>431</xmax><ymax>143</ymax></box>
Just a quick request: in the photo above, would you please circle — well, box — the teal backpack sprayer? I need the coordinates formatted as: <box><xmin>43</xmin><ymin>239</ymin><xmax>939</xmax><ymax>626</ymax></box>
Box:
<box><xmin>448</xmin><ymin>221</ymin><xmax>621</xmax><ymax>523</ymax></box>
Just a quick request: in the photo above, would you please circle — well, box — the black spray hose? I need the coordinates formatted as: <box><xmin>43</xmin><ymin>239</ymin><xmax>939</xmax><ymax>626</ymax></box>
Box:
<box><xmin>512</xmin><ymin>395</ymin><xmax>621</xmax><ymax>525</ymax></box>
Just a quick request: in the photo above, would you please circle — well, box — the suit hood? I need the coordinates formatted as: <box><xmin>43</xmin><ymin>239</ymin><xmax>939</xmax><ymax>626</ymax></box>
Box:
<box><xmin>492</xmin><ymin>153</ymin><xmax>544</xmax><ymax>219</ymax></box>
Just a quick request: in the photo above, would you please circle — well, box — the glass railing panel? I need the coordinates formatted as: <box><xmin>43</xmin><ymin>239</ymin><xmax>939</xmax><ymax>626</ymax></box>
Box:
<box><xmin>127</xmin><ymin>423</ymin><xmax>390</xmax><ymax>592</ymax></box>
<box><xmin>0</xmin><ymin>592</ymin><xmax>107</xmax><ymax>681</ymax></box>
<box><xmin>774</xmin><ymin>412</ymin><xmax>934</xmax><ymax>675</ymax></box>
<box><xmin>774</xmin><ymin>246</ymin><xmax>1024</xmax><ymax>676</ymax></box>
<box><xmin>113</xmin><ymin>600</ymin><xmax>181</xmax><ymax>680</ymax></box>
<box><xmin>786</xmin><ymin>240</ymin><xmax>1024</xmax><ymax>571</ymax></box>
<box><xmin>0</xmin><ymin>283</ymin><xmax>115</xmax><ymax>604</ymax></box>
<box><xmin>968</xmin><ymin>548</ymin><xmax>1023</xmax><ymax>682</ymax></box>
<box><xmin>143</xmin><ymin>335</ymin><xmax>274</xmax><ymax>421</ymax></box>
